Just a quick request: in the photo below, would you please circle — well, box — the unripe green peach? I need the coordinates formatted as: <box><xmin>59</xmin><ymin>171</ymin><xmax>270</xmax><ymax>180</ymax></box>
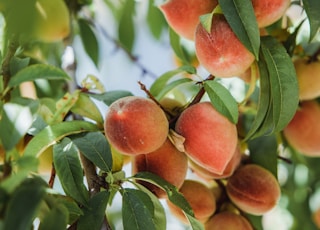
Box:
<box><xmin>166</xmin><ymin>179</ymin><xmax>216</xmax><ymax>224</ymax></box>
<box><xmin>132</xmin><ymin>138</ymin><xmax>188</xmax><ymax>198</ymax></box>
<box><xmin>189</xmin><ymin>145</ymin><xmax>241</xmax><ymax>180</ymax></box>
<box><xmin>252</xmin><ymin>0</ymin><xmax>291</xmax><ymax>28</ymax></box>
<box><xmin>283</xmin><ymin>100</ymin><xmax>320</xmax><ymax>157</ymax></box>
<box><xmin>205</xmin><ymin>212</ymin><xmax>253</xmax><ymax>230</ymax></box>
<box><xmin>33</xmin><ymin>0</ymin><xmax>70</xmax><ymax>42</ymax></box>
<box><xmin>175</xmin><ymin>102</ymin><xmax>238</xmax><ymax>175</ymax></box>
<box><xmin>195</xmin><ymin>14</ymin><xmax>255</xmax><ymax>78</ymax></box>
<box><xmin>226</xmin><ymin>164</ymin><xmax>281</xmax><ymax>215</ymax></box>
<box><xmin>159</xmin><ymin>0</ymin><xmax>218</xmax><ymax>40</ymax></box>
<box><xmin>293</xmin><ymin>58</ymin><xmax>320</xmax><ymax>101</ymax></box>
<box><xmin>104</xmin><ymin>96</ymin><xmax>169</xmax><ymax>155</ymax></box>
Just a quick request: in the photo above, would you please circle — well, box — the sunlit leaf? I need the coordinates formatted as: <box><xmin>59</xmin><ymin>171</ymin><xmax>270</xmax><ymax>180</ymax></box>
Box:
<box><xmin>155</xmin><ymin>78</ymin><xmax>192</xmax><ymax>101</ymax></box>
<box><xmin>53</xmin><ymin>138</ymin><xmax>89</xmax><ymax>205</ymax></box>
<box><xmin>118</xmin><ymin>0</ymin><xmax>135</xmax><ymax>52</ymax></box>
<box><xmin>8</xmin><ymin>64</ymin><xmax>70</xmax><ymax>88</ymax></box>
<box><xmin>88</xmin><ymin>90</ymin><xmax>133</xmax><ymax>106</ymax></box>
<box><xmin>204</xmin><ymin>80</ymin><xmax>238</xmax><ymax>124</ymax></box>
<box><xmin>147</xmin><ymin>0</ymin><xmax>166</xmax><ymax>39</ymax></box>
<box><xmin>24</xmin><ymin>120</ymin><xmax>99</xmax><ymax>158</ymax></box>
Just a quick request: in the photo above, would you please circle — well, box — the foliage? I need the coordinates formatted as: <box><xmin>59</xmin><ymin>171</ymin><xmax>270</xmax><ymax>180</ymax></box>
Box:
<box><xmin>0</xmin><ymin>0</ymin><xmax>320</xmax><ymax>230</ymax></box>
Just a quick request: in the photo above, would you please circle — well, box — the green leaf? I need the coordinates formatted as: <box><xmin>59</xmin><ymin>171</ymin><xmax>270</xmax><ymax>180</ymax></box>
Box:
<box><xmin>261</xmin><ymin>36</ymin><xmax>299</xmax><ymax>132</ymax></box>
<box><xmin>155</xmin><ymin>78</ymin><xmax>192</xmax><ymax>101</ymax></box>
<box><xmin>199</xmin><ymin>13</ymin><xmax>214</xmax><ymax>33</ymax></box>
<box><xmin>303</xmin><ymin>0</ymin><xmax>320</xmax><ymax>41</ymax></box>
<box><xmin>8</xmin><ymin>64</ymin><xmax>70</xmax><ymax>88</ymax></box>
<box><xmin>169</xmin><ymin>28</ymin><xmax>189</xmax><ymax>63</ymax></box>
<box><xmin>9</xmin><ymin>56</ymin><xmax>30</xmax><ymax>76</ymax></box>
<box><xmin>147</xmin><ymin>0</ymin><xmax>166</xmax><ymax>39</ymax></box>
<box><xmin>3</xmin><ymin>178</ymin><xmax>46</xmax><ymax>230</ymax></box>
<box><xmin>132</xmin><ymin>172</ymin><xmax>204</xmax><ymax>230</ymax></box>
<box><xmin>55</xmin><ymin>195</ymin><xmax>84</xmax><ymax>224</ymax></box>
<box><xmin>77</xmin><ymin>191</ymin><xmax>110</xmax><ymax>230</ymax></box>
<box><xmin>39</xmin><ymin>204</ymin><xmax>68</xmax><ymax>230</ymax></box>
<box><xmin>71</xmin><ymin>92</ymin><xmax>104</xmax><ymax>126</ymax></box>
<box><xmin>0</xmin><ymin>101</ymin><xmax>38</xmax><ymax>151</ymax></box>
<box><xmin>118</xmin><ymin>0</ymin><xmax>135</xmax><ymax>52</ymax></box>
<box><xmin>72</xmin><ymin>132</ymin><xmax>113</xmax><ymax>172</ymax></box>
<box><xmin>204</xmin><ymin>80</ymin><xmax>239</xmax><ymax>124</ymax></box>
<box><xmin>219</xmin><ymin>0</ymin><xmax>260</xmax><ymax>59</ymax></box>
<box><xmin>121</xmin><ymin>188</ymin><xmax>156</xmax><ymax>230</ymax></box>
<box><xmin>53</xmin><ymin>138</ymin><xmax>89</xmax><ymax>205</ymax></box>
<box><xmin>130</xmin><ymin>181</ymin><xmax>166</xmax><ymax>230</ymax></box>
<box><xmin>78</xmin><ymin>19</ymin><xmax>99</xmax><ymax>66</ymax></box>
<box><xmin>48</xmin><ymin>91</ymin><xmax>81</xmax><ymax>124</ymax></box>
<box><xmin>248</xmin><ymin>134</ymin><xmax>278</xmax><ymax>177</ymax></box>
<box><xmin>88</xmin><ymin>90</ymin><xmax>133</xmax><ymax>106</ymax></box>
<box><xmin>150</xmin><ymin>66</ymin><xmax>196</xmax><ymax>97</ymax></box>
<box><xmin>24</xmin><ymin>120</ymin><xmax>99</xmax><ymax>157</ymax></box>
<box><xmin>0</xmin><ymin>156</ymin><xmax>39</xmax><ymax>193</ymax></box>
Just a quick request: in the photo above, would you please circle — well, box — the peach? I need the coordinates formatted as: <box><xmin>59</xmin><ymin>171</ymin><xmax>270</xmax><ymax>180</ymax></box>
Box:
<box><xmin>104</xmin><ymin>96</ymin><xmax>169</xmax><ymax>155</ymax></box>
<box><xmin>251</xmin><ymin>0</ymin><xmax>291</xmax><ymax>27</ymax></box>
<box><xmin>226</xmin><ymin>164</ymin><xmax>281</xmax><ymax>215</ymax></box>
<box><xmin>195</xmin><ymin>14</ymin><xmax>255</xmax><ymax>77</ymax></box>
<box><xmin>189</xmin><ymin>145</ymin><xmax>241</xmax><ymax>180</ymax></box>
<box><xmin>283</xmin><ymin>100</ymin><xmax>320</xmax><ymax>157</ymax></box>
<box><xmin>132</xmin><ymin>138</ymin><xmax>188</xmax><ymax>198</ymax></box>
<box><xmin>313</xmin><ymin>208</ymin><xmax>320</xmax><ymax>229</ymax></box>
<box><xmin>293</xmin><ymin>58</ymin><xmax>320</xmax><ymax>101</ymax></box>
<box><xmin>166</xmin><ymin>179</ymin><xmax>216</xmax><ymax>224</ymax></box>
<box><xmin>175</xmin><ymin>102</ymin><xmax>238</xmax><ymax>175</ymax></box>
<box><xmin>205</xmin><ymin>212</ymin><xmax>253</xmax><ymax>230</ymax></box>
<box><xmin>159</xmin><ymin>0</ymin><xmax>218</xmax><ymax>40</ymax></box>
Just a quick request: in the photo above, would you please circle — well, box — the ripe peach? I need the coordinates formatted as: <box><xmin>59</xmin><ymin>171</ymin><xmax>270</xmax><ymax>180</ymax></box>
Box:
<box><xmin>283</xmin><ymin>100</ymin><xmax>320</xmax><ymax>157</ymax></box>
<box><xmin>166</xmin><ymin>179</ymin><xmax>216</xmax><ymax>224</ymax></box>
<box><xmin>251</xmin><ymin>0</ymin><xmax>291</xmax><ymax>27</ymax></box>
<box><xmin>189</xmin><ymin>145</ymin><xmax>242</xmax><ymax>180</ymax></box>
<box><xmin>132</xmin><ymin>138</ymin><xmax>188</xmax><ymax>198</ymax></box>
<box><xmin>313</xmin><ymin>208</ymin><xmax>320</xmax><ymax>229</ymax></box>
<box><xmin>195</xmin><ymin>14</ymin><xmax>255</xmax><ymax>77</ymax></box>
<box><xmin>104</xmin><ymin>96</ymin><xmax>169</xmax><ymax>155</ymax></box>
<box><xmin>159</xmin><ymin>0</ymin><xmax>218</xmax><ymax>40</ymax></box>
<box><xmin>293</xmin><ymin>58</ymin><xmax>320</xmax><ymax>101</ymax></box>
<box><xmin>226</xmin><ymin>164</ymin><xmax>281</xmax><ymax>215</ymax></box>
<box><xmin>205</xmin><ymin>212</ymin><xmax>253</xmax><ymax>230</ymax></box>
<box><xmin>175</xmin><ymin>102</ymin><xmax>238</xmax><ymax>175</ymax></box>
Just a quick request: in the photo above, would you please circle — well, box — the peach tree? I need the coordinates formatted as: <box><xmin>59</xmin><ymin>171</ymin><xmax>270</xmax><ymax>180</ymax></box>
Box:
<box><xmin>0</xmin><ymin>0</ymin><xmax>320</xmax><ymax>229</ymax></box>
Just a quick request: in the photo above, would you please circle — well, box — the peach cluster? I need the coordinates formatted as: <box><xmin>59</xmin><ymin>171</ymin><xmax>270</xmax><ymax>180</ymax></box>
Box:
<box><xmin>160</xmin><ymin>0</ymin><xmax>290</xmax><ymax>77</ymax></box>
<box><xmin>104</xmin><ymin>97</ymin><xmax>281</xmax><ymax>227</ymax></box>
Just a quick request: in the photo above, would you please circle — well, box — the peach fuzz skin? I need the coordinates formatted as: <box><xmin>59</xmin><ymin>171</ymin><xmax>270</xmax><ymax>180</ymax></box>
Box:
<box><xmin>132</xmin><ymin>138</ymin><xmax>188</xmax><ymax>198</ymax></box>
<box><xmin>195</xmin><ymin>14</ymin><xmax>255</xmax><ymax>78</ymax></box>
<box><xmin>189</xmin><ymin>145</ymin><xmax>242</xmax><ymax>180</ymax></box>
<box><xmin>283</xmin><ymin>100</ymin><xmax>320</xmax><ymax>157</ymax></box>
<box><xmin>252</xmin><ymin>0</ymin><xmax>291</xmax><ymax>28</ymax></box>
<box><xmin>205</xmin><ymin>212</ymin><xmax>253</xmax><ymax>230</ymax></box>
<box><xmin>104</xmin><ymin>96</ymin><xmax>169</xmax><ymax>155</ymax></box>
<box><xmin>166</xmin><ymin>180</ymin><xmax>216</xmax><ymax>224</ymax></box>
<box><xmin>226</xmin><ymin>164</ymin><xmax>281</xmax><ymax>215</ymax></box>
<box><xmin>294</xmin><ymin>58</ymin><xmax>320</xmax><ymax>101</ymax></box>
<box><xmin>175</xmin><ymin>102</ymin><xmax>238</xmax><ymax>175</ymax></box>
<box><xmin>159</xmin><ymin>0</ymin><xmax>218</xmax><ymax>40</ymax></box>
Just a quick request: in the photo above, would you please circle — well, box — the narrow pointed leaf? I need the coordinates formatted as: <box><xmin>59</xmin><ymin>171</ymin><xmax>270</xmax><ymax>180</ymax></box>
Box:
<box><xmin>122</xmin><ymin>188</ymin><xmax>156</xmax><ymax>230</ymax></box>
<box><xmin>53</xmin><ymin>138</ymin><xmax>89</xmax><ymax>205</ymax></box>
<box><xmin>261</xmin><ymin>36</ymin><xmax>299</xmax><ymax>132</ymax></box>
<box><xmin>72</xmin><ymin>132</ymin><xmax>112</xmax><ymax>172</ymax></box>
<box><xmin>155</xmin><ymin>78</ymin><xmax>192</xmax><ymax>100</ymax></box>
<box><xmin>39</xmin><ymin>204</ymin><xmax>68</xmax><ymax>230</ymax></box>
<box><xmin>77</xmin><ymin>191</ymin><xmax>110</xmax><ymax>230</ymax></box>
<box><xmin>204</xmin><ymin>80</ymin><xmax>238</xmax><ymax>124</ymax></box>
<box><xmin>303</xmin><ymin>0</ymin><xmax>320</xmax><ymax>41</ymax></box>
<box><xmin>118</xmin><ymin>0</ymin><xmax>135</xmax><ymax>52</ymax></box>
<box><xmin>219</xmin><ymin>0</ymin><xmax>260</xmax><ymax>59</ymax></box>
<box><xmin>79</xmin><ymin>19</ymin><xmax>99</xmax><ymax>66</ymax></box>
<box><xmin>24</xmin><ymin>120</ymin><xmax>99</xmax><ymax>157</ymax></box>
<box><xmin>8</xmin><ymin>64</ymin><xmax>70</xmax><ymax>88</ymax></box>
<box><xmin>88</xmin><ymin>90</ymin><xmax>133</xmax><ymax>106</ymax></box>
